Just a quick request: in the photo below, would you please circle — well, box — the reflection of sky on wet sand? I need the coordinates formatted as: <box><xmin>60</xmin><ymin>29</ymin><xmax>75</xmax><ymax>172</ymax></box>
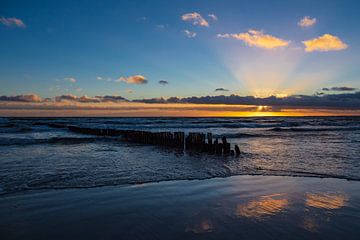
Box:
<box><xmin>185</xmin><ymin>219</ymin><xmax>213</xmax><ymax>234</ymax></box>
<box><xmin>306</xmin><ymin>192</ymin><xmax>348</xmax><ymax>210</ymax></box>
<box><xmin>302</xmin><ymin>217</ymin><xmax>319</xmax><ymax>232</ymax></box>
<box><xmin>301</xmin><ymin>192</ymin><xmax>349</xmax><ymax>232</ymax></box>
<box><xmin>236</xmin><ymin>193</ymin><xmax>289</xmax><ymax>219</ymax></box>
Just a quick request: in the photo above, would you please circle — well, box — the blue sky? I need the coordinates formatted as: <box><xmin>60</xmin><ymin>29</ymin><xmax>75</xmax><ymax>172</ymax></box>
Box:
<box><xmin>1</xmin><ymin>0</ymin><xmax>359</xmax><ymax>100</ymax></box>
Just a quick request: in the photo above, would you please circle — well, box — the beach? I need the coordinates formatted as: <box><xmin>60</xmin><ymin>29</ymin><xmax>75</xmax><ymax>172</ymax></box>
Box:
<box><xmin>1</xmin><ymin>175</ymin><xmax>360</xmax><ymax>240</ymax></box>
<box><xmin>1</xmin><ymin>117</ymin><xmax>360</xmax><ymax>239</ymax></box>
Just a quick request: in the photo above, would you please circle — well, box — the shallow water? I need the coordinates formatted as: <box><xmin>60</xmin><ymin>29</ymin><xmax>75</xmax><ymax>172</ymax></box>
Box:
<box><xmin>0</xmin><ymin>117</ymin><xmax>359</xmax><ymax>194</ymax></box>
<box><xmin>1</xmin><ymin>175</ymin><xmax>359</xmax><ymax>240</ymax></box>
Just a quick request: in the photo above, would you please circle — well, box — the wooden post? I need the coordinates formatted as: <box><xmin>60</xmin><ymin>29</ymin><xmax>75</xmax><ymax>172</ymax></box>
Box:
<box><xmin>234</xmin><ymin>145</ymin><xmax>240</xmax><ymax>156</ymax></box>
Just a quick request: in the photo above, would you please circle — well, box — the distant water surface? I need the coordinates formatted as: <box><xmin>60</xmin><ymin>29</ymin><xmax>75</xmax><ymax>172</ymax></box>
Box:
<box><xmin>0</xmin><ymin>117</ymin><xmax>359</xmax><ymax>194</ymax></box>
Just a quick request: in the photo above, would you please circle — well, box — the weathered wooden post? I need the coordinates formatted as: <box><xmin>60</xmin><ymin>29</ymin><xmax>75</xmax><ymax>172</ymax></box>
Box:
<box><xmin>234</xmin><ymin>145</ymin><xmax>240</xmax><ymax>156</ymax></box>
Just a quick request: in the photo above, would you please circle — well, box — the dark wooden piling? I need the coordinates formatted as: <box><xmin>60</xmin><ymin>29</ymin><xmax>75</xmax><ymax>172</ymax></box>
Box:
<box><xmin>234</xmin><ymin>145</ymin><xmax>240</xmax><ymax>156</ymax></box>
<box><xmin>63</xmin><ymin>125</ymin><xmax>241</xmax><ymax>156</ymax></box>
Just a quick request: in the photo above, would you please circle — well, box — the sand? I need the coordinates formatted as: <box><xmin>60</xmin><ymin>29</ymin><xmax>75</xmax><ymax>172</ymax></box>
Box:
<box><xmin>1</xmin><ymin>175</ymin><xmax>360</xmax><ymax>240</ymax></box>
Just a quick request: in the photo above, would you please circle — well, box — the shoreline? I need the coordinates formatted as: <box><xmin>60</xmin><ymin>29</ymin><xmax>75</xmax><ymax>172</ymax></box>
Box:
<box><xmin>1</xmin><ymin>172</ymin><xmax>360</xmax><ymax>197</ymax></box>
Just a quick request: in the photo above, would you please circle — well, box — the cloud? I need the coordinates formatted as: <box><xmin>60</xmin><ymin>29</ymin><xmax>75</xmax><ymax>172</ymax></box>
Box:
<box><xmin>217</xmin><ymin>29</ymin><xmax>290</xmax><ymax>49</ymax></box>
<box><xmin>0</xmin><ymin>94</ymin><xmax>41</xmax><ymax>102</ymax></box>
<box><xmin>55</xmin><ymin>94</ymin><xmax>128</xmax><ymax>103</ymax></box>
<box><xmin>215</xmin><ymin>88</ymin><xmax>229</xmax><ymax>92</ymax></box>
<box><xmin>133</xmin><ymin>92</ymin><xmax>360</xmax><ymax>109</ymax></box>
<box><xmin>182</xmin><ymin>29</ymin><xmax>197</xmax><ymax>38</ymax></box>
<box><xmin>64</xmin><ymin>77</ymin><xmax>76</xmax><ymax>83</ymax></box>
<box><xmin>126</xmin><ymin>89</ymin><xmax>133</xmax><ymax>93</ymax></box>
<box><xmin>158</xmin><ymin>80</ymin><xmax>169</xmax><ymax>85</ymax></box>
<box><xmin>303</xmin><ymin>34</ymin><xmax>348</xmax><ymax>52</ymax></box>
<box><xmin>0</xmin><ymin>17</ymin><xmax>26</xmax><ymax>28</ymax></box>
<box><xmin>96</xmin><ymin>76</ymin><xmax>103</xmax><ymax>80</ymax></box>
<box><xmin>208</xmin><ymin>14</ymin><xmax>218</xmax><ymax>21</ymax></box>
<box><xmin>298</xmin><ymin>16</ymin><xmax>316</xmax><ymax>28</ymax></box>
<box><xmin>322</xmin><ymin>86</ymin><xmax>357</xmax><ymax>91</ymax></box>
<box><xmin>2</xmin><ymin>92</ymin><xmax>360</xmax><ymax>113</ymax></box>
<box><xmin>156</xmin><ymin>24</ymin><xmax>166</xmax><ymax>29</ymax></box>
<box><xmin>1</xmin><ymin>93</ymin><xmax>360</xmax><ymax>117</ymax></box>
<box><xmin>181</xmin><ymin>12</ymin><xmax>209</xmax><ymax>27</ymax></box>
<box><xmin>117</xmin><ymin>75</ymin><xmax>148</xmax><ymax>85</ymax></box>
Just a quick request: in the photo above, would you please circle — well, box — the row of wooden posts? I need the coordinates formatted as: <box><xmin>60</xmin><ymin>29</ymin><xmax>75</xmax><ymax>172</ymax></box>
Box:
<box><xmin>60</xmin><ymin>125</ymin><xmax>240</xmax><ymax>156</ymax></box>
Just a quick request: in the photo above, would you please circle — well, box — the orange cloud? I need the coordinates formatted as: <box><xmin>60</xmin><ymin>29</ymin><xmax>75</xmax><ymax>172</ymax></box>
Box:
<box><xmin>303</xmin><ymin>34</ymin><xmax>348</xmax><ymax>52</ymax></box>
<box><xmin>181</xmin><ymin>12</ymin><xmax>209</xmax><ymax>27</ymax></box>
<box><xmin>117</xmin><ymin>75</ymin><xmax>148</xmax><ymax>84</ymax></box>
<box><xmin>298</xmin><ymin>16</ymin><xmax>316</xmax><ymax>28</ymax></box>
<box><xmin>217</xmin><ymin>30</ymin><xmax>289</xmax><ymax>49</ymax></box>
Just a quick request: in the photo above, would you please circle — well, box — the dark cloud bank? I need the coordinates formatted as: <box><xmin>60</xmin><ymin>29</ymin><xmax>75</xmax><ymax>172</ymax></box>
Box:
<box><xmin>322</xmin><ymin>87</ymin><xmax>357</xmax><ymax>92</ymax></box>
<box><xmin>215</xmin><ymin>88</ymin><xmax>229</xmax><ymax>92</ymax></box>
<box><xmin>1</xmin><ymin>92</ymin><xmax>359</xmax><ymax>109</ymax></box>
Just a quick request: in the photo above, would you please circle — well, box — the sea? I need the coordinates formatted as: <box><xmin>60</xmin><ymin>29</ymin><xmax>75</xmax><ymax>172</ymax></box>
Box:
<box><xmin>0</xmin><ymin>116</ymin><xmax>359</xmax><ymax>195</ymax></box>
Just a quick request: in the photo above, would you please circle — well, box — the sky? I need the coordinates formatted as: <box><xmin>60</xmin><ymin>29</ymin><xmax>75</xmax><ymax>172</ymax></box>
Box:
<box><xmin>1</xmin><ymin>0</ymin><xmax>360</xmax><ymax>116</ymax></box>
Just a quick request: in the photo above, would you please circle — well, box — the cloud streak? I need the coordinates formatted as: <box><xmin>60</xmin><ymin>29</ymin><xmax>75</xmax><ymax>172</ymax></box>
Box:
<box><xmin>322</xmin><ymin>87</ymin><xmax>357</xmax><ymax>91</ymax></box>
<box><xmin>181</xmin><ymin>12</ymin><xmax>209</xmax><ymax>27</ymax></box>
<box><xmin>303</xmin><ymin>34</ymin><xmax>348</xmax><ymax>52</ymax></box>
<box><xmin>158</xmin><ymin>80</ymin><xmax>169</xmax><ymax>85</ymax></box>
<box><xmin>218</xmin><ymin>30</ymin><xmax>290</xmax><ymax>49</ymax></box>
<box><xmin>0</xmin><ymin>17</ymin><xmax>26</xmax><ymax>28</ymax></box>
<box><xmin>215</xmin><ymin>88</ymin><xmax>229</xmax><ymax>92</ymax></box>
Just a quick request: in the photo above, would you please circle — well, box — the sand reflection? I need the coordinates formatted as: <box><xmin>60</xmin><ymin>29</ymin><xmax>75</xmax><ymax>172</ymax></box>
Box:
<box><xmin>305</xmin><ymin>192</ymin><xmax>348</xmax><ymax>209</ymax></box>
<box><xmin>302</xmin><ymin>217</ymin><xmax>319</xmax><ymax>232</ymax></box>
<box><xmin>236</xmin><ymin>193</ymin><xmax>288</xmax><ymax>219</ymax></box>
<box><xmin>185</xmin><ymin>219</ymin><xmax>213</xmax><ymax>234</ymax></box>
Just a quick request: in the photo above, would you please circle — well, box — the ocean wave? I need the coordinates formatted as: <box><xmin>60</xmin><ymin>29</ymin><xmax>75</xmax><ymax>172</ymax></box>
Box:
<box><xmin>215</xmin><ymin>133</ymin><xmax>265</xmax><ymax>138</ymax></box>
<box><xmin>0</xmin><ymin>136</ymin><xmax>118</xmax><ymax>146</ymax></box>
<box><xmin>1</xmin><ymin>171</ymin><xmax>359</xmax><ymax>196</ymax></box>
<box><xmin>268</xmin><ymin>127</ymin><xmax>360</xmax><ymax>132</ymax></box>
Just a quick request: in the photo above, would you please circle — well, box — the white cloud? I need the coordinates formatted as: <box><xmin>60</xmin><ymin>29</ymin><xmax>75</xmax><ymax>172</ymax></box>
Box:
<box><xmin>217</xmin><ymin>29</ymin><xmax>290</xmax><ymax>49</ymax></box>
<box><xmin>181</xmin><ymin>12</ymin><xmax>209</xmax><ymax>27</ymax></box>
<box><xmin>302</xmin><ymin>34</ymin><xmax>348</xmax><ymax>52</ymax></box>
<box><xmin>182</xmin><ymin>29</ymin><xmax>197</xmax><ymax>38</ymax></box>
<box><xmin>0</xmin><ymin>17</ymin><xmax>26</xmax><ymax>28</ymax></box>
<box><xmin>298</xmin><ymin>16</ymin><xmax>316</xmax><ymax>28</ymax></box>
<box><xmin>156</xmin><ymin>24</ymin><xmax>166</xmax><ymax>29</ymax></box>
<box><xmin>96</xmin><ymin>76</ymin><xmax>103</xmax><ymax>80</ymax></box>
<box><xmin>117</xmin><ymin>75</ymin><xmax>148</xmax><ymax>84</ymax></box>
<box><xmin>208</xmin><ymin>14</ymin><xmax>218</xmax><ymax>21</ymax></box>
<box><xmin>64</xmin><ymin>77</ymin><xmax>76</xmax><ymax>83</ymax></box>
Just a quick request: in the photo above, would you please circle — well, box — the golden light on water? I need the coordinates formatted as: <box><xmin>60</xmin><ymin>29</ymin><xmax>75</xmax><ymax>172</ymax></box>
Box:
<box><xmin>236</xmin><ymin>193</ymin><xmax>289</xmax><ymax>219</ymax></box>
<box><xmin>305</xmin><ymin>192</ymin><xmax>348</xmax><ymax>210</ymax></box>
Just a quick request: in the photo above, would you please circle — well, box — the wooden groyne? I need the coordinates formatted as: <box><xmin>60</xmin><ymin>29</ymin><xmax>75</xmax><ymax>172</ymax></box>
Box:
<box><xmin>54</xmin><ymin>125</ymin><xmax>240</xmax><ymax>156</ymax></box>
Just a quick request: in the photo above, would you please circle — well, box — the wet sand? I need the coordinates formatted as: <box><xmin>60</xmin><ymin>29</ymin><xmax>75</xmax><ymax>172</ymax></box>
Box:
<box><xmin>1</xmin><ymin>175</ymin><xmax>360</xmax><ymax>240</ymax></box>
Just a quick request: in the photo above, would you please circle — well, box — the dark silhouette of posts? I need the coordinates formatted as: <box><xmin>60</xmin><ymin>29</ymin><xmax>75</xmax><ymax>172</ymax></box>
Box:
<box><xmin>63</xmin><ymin>125</ymin><xmax>242</xmax><ymax>156</ymax></box>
